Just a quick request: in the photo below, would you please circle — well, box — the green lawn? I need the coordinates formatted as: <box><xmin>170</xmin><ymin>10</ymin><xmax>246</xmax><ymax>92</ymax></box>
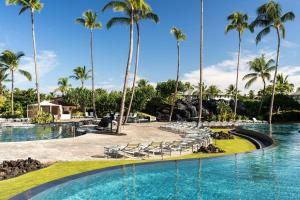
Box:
<box><xmin>0</xmin><ymin>129</ymin><xmax>256</xmax><ymax>200</ymax></box>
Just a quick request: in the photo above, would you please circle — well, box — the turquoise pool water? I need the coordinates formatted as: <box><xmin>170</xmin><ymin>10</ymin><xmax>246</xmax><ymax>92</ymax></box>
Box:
<box><xmin>0</xmin><ymin>124</ymin><xmax>78</xmax><ymax>142</ymax></box>
<box><xmin>31</xmin><ymin>124</ymin><xmax>300</xmax><ymax>200</ymax></box>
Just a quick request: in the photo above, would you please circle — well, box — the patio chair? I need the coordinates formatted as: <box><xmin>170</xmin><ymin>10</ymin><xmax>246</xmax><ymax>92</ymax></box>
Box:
<box><xmin>164</xmin><ymin>141</ymin><xmax>186</xmax><ymax>155</ymax></box>
<box><xmin>120</xmin><ymin>143</ymin><xmax>144</xmax><ymax>157</ymax></box>
<box><xmin>104</xmin><ymin>146</ymin><xmax>123</xmax><ymax>159</ymax></box>
<box><xmin>143</xmin><ymin>142</ymin><xmax>164</xmax><ymax>157</ymax></box>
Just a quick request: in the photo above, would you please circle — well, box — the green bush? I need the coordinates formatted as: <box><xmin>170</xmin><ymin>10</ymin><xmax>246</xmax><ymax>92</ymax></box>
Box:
<box><xmin>71</xmin><ymin>109</ymin><xmax>84</xmax><ymax>117</ymax></box>
<box><xmin>31</xmin><ymin>112</ymin><xmax>54</xmax><ymax>124</ymax></box>
<box><xmin>272</xmin><ymin>110</ymin><xmax>300</xmax><ymax>122</ymax></box>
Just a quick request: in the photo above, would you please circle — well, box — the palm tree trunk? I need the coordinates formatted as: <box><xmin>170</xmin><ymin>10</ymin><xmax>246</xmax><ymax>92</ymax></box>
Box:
<box><xmin>197</xmin><ymin>0</ymin><xmax>204</xmax><ymax>127</ymax></box>
<box><xmin>90</xmin><ymin>30</ymin><xmax>97</xmax><ymax>118</ymax></box>
<box><xmin>0</xmin><ymin>82</ymin><xmax>3</xmax><ymax>96</ymax></box>
<box><xmin>116</xmin><ymin>9</ymin><xmax>134</xmax><ymax>134</ymax></box>
<box><xmin>31</xmin><ymin>9</ymin><xmax>40</xmax><ymax>111</ymax></box>
<box><xmin>258</xmin><ymin>79</ymin><xmax>266</xmax><ymax>115</ymax></box>
<box><xmin>81</xmin><ymin>80</ymin><xmax>84</xmax><ymax>89</ymax></box>
<box><xmin>124</xmin><ymin>23</ymin><xmax>140</xmax><ymax>125</ymax></box>
<box><xmin>11</xmin><ymin>70</ymin><xmax>14</xmax><ymax>115</ymax></box>
<box><xmin>234</xmin><ymin>32</ymin><xmax>241</xmax><ymax>121</ymax></box>
<box><xmin>269</xmin><ymin>28</ymin><xmax>281</xmax><ymax>124</ymax></box>
<box><xmin>169</xmin><ymin>42</ymin><xmax>180</xmax><ymax>122</ymax></box>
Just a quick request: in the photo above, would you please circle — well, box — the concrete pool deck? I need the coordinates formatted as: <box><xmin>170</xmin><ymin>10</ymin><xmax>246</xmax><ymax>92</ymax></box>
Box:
<box><xmin>0</xmin><ymin>123</ymin><xmax>183</xmax><ymax>163</ymax></box>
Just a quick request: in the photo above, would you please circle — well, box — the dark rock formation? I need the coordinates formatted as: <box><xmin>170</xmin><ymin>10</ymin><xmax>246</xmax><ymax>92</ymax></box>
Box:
<box><xmin>211</xmin><ymin>131</ymin><xmax>234</xmax><ymax>140</ymax></box>
<box><xmin>146</xmin><ymin>96</ymin><xmax>248</xmax><ymax>122</ymax></box>
<box><xmin>0</xmin><ymin>158</ymin><xmax>44</xmax><ymax>180</ymax></box>
<box><xmin>196</xmin><ymin>144</ymin><xmax>225</xmax><ymax>153</ymax></box>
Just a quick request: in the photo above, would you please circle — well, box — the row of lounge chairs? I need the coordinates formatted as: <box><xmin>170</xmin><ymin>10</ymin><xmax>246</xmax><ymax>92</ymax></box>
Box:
<box><xmin>105</xmin><ymin>141</ymin><xmax>189</xmax><ymax>159</ymax></box>
<box><xmin>162</xmin><ymin>120</ymin><xmax>267</xmax><ymax>129</ymax></box>
<box><xmin>105</xmin><ymin>124</ymin><xmax>214</xmax><ymax>159</ymax></box>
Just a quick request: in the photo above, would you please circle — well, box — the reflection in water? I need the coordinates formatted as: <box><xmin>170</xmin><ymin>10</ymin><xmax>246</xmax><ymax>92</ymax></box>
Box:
<box><xmin>0</xmin><ymin>124</ymin><xmax>77</xmax><ymax>142</ymax></box>
<box><xmin>197</xmin><ymin>159</ymin><xmax>202</xmax><ymax>200</ymax></box>
<box><xmin>235</xmin><ymin>154</ymin><xmax>241</xmax><ymax>200</ymax></box>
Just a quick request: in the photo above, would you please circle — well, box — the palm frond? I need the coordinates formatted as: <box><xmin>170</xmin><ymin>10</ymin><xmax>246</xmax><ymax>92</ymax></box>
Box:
<box><xmin>102</xmin><ymin>1</ymin><xmax>127</xmax><ymax>13</ymax></box>
<box><xmin>243</xmin><ymin>73</ymin><xmax>258</xmax><ymax>80</ymax></box>
<box><xmin>143</xmin><ymin>12</ymin><xmax>159</xmax><ymax>23</ymax></box>
<box><xmin>107</xmin><ymin>17</ymin><xmax>130</xmax><ymax>29</ymax></box>
<box><xmin>18</xmin><ymin>69</ymin><xmax>32</xmax><ymax>81</ymax></box>
<box><xmin>281</xmin><ymin>11</ymin><xmax>295</xmax><ymax>22</ymax></box>
<box><xmin>245</xmin><ymin>77</ymin><xmax>257</xmax><ymax>89</ymax></box>
<box><xmin>225</xmin><ymin>24</ymin><xmax>236</xmax><ymax>34</ymax></box>
<box><xmin>256</xmin><ymin>26</ymin><xmax>271</xmax><ymax>44</ymax></box>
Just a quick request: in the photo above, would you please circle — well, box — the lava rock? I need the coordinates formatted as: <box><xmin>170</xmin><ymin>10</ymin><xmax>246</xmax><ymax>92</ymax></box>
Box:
<box><xmin>196</xmin><ymin>144</ymin><xmax>225</xmax><ymax>153</ymax></box>
<box><xmin>0</xmin><ymin>158</ymin><xmax>44</xmax><ymax>180</ymax></box>
<box><xmin>211</xmin><ymin>131</ymin><xmax>234</xmax><ymax>140</ymax></box>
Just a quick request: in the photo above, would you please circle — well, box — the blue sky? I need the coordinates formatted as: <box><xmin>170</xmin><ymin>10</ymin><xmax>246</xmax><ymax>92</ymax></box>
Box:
<box><xmin>0</xmin><ymin>0</ymin><xmax>299</xmax><ymax>93</ymax></box>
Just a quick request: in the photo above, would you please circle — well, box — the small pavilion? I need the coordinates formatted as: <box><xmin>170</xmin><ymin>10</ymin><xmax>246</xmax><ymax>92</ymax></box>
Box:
<box><xmin>27</xmin><ymin>101</ymin><xmax>62</xmax><ymax>120</ymax></box>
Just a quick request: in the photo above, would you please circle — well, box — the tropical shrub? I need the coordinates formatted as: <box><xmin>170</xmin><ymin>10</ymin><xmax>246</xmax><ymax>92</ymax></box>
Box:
<box><xmin>31</xmin><ymin>112</ymin><xmax>54</xmax><ymax>124</ymax></box>
<box><xmin>156</xmin><ymin>80</ymin><xmax>185</xmax><ymax>98</ymax></box>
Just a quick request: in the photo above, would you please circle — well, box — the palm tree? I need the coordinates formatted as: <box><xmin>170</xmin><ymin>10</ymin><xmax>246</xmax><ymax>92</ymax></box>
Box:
<box><xmin>169</xmin><ymin>27</ymin><xmax>186</xmax><ymax>122</ymax></box>
<box><xmin>124</xmin><ymin>10</ymin><xmax>159</xmax><ymax>124</ymax></box>
<box><xmin>225</xmin><ymin>12</ymin><xmax>252</xmax><ymax>120</ymax></box>
<box><xmin>243</xmin><ymin>55</ymin><xmax>275</xmax><ymax>114</ymax></box>
<box><xmin>70</xmin><ymin>66</ymin><xmax>91</xmax><ymax>89</ymax></box>
<box><xmin>251</xmin><ymin>0</ymin><xmax>295</xmax><ymax>124</ymax></box>
<box><xmin>102</xmin><ymin>0</ymin><xmax>151</xmax><ymax>133</ymax></box>
<box><xmin>56</xmin><ymin>77</ymin><xmax>72</xmax><ymax>96</ymax></box>
<box><xmin>226</xmin><ymin>84</ymin><xmax>236</xmax><ymax>97</ymax></box>
<box><xmin>76</xmin><ymin>10</ymin><xmax>102</xmax><ymax>118</ymax></box>
<box><xmin>198</xmin><ymin>0</ymin><xmax>204</xmax><ymax>127</ymax></box>
<box><xmin>0</xmin><ymin>50</ymin><xmax>32</xmax><ymax>115</ymax></box>
<box><xmin>206</xmin><ymin>85</ymin><xmax>221</xmax><ymax>99</ymax></box>
<box><xmin>6</xmin><ymin>0</ymin><xmax>43</xmax><ymax>111</ymax></box>
<box><xmin>0</xmin><ymin>69</ymin><xmax>10</xmax><ymax>96</ymax></box>
<box><xmin>275</xmin><ymin>74</ymin><xmax>294</xmax><ymax>95</ymax></box>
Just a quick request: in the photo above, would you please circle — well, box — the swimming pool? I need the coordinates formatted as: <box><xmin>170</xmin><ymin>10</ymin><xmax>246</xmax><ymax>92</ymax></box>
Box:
<box><xmin>0</xmin><ymin>124</ymin><xmax>81</xmax><ymax>142</ymax></box>
<box><xmin>20</xmin><ymin>124</ymin><xmax>300</xmax><ymax>199</ymax></box>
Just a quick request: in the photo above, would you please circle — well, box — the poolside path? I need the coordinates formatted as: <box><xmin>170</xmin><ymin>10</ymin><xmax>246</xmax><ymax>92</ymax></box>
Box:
<box><xmin>0</xmin><ymin>123</ymin><xmax>182</xmax><ymax>163</ymax></box>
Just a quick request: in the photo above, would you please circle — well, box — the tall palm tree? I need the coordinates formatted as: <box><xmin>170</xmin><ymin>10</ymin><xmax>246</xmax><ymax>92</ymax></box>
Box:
<box><xmin>70</xmin><ymin>66</ymin><xmax>91</xmax><ymax>89</ymax></box>
<box><xmin>243</xmin><ymin>55</ymin><xmax>275</xmax><ymax>114</ymax></box>
<box><xmin>76</xmin><ymin>10</ymin><xmax>102</xmax><ymax>118</ymax></box>
<box><xmin>6</xmin><ymin>0</ymin><xmax>43</xmax><ymax>111</ymax></box>
<box><xmin>225</xmin><ymin>12</ymin><xmax>252</xmax><ymax>120</ymax></box>
<box><xmin>169</xmin><ymin>27</ymin><xmax>186</xmax><ymax>122</ymax></box>
<box><xmin>56</xmin><ymin>77</ymin><xmax>72</xmax><ymax>96</ymax></box>
<box><xmin>251</xmin><ymin>0</ymin><xmax>295</xmax><ymax>124</ymax></box>
<box><xmin>198</xmin><ymin>0</ymin><xmax>204</xmax><ymax>127</ymax></box>
<box><xmin>102</xmin><ymin>0</ymin><xmax>151</xmax><ymax>133</ymax></box>
<box><xmin>124</xmin><ymin>10</ymin><xmax>159</xmax><ymax>124</ymax></box>
<box><xmin>0</xmin><ymin>69</ymin><xmax>10</xmax><ymax>96</ymax></box>
<box><xmin>0</xmin><ymin>50</ymin><xmax>32</xmax><ymax>115</ymax></box>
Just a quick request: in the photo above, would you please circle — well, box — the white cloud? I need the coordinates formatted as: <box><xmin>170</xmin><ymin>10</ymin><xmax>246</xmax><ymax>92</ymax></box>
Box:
<box><xmin>15</xmin><ymin>50</ymin><xmax>59</xmax><ymax>85</ymax></box>
<box><xmin>282</xmin><ymin>40</ymin><xmax>299</xmax><ymax>49</ymax></box>
<box><xmin>182</xmin><ymin>49</ymin><xmax>300</xmax><ymax>93</ymax></box>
